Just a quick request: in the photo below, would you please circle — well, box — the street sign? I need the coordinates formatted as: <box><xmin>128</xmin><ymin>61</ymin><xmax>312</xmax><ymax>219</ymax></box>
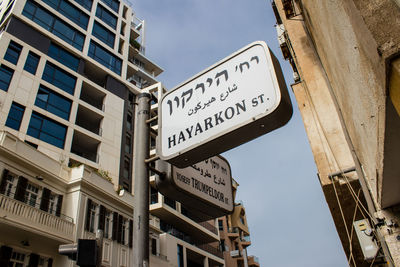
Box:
<box><xmin>158</xmin><ymin>41</ymin><xmax>292</xmax><ymax>168</ymax></box>
<box><xmin>156</xmin><ymin>156</ymin><xmax>233</xmax><ymax>221</ymax></box>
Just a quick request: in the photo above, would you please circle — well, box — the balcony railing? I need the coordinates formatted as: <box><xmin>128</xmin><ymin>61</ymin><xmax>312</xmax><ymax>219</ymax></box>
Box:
<box><xmin>0</xmin><ymin>194</ymin><xmax>75</xmax><ymax>241</ymax></box>
<box><xmin>197</xmin><ymin>244</ymin><xmax>223</xmax><ymax>259</ymax></box>
<box><xmin>241</xmin><ymin>235</ymin><xmax>251</xmax><ymax>242</ymax></box>
<box><xmin>199</xmin><ymin>221</ymin><xmax>218</xmax><ymax>235</ymax></box>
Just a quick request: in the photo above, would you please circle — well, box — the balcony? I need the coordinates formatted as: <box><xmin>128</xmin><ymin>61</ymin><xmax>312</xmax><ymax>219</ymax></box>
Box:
<box><xmin>197</xmin><ymin>244</ymin><xmax>223</xmax><ymax>259</ymax></box>
<box><xmin>150</xmin><ymin>194</ymin><xmax>219</xmax><ymax>243</ymax></box>
<box><xmin>227</xmin><ymin>227</ymin><xmax>239</xmax><ymax>239</ymax></box>
<box><xmin>70</xmin><ymin>130</ymin><xmax>100</xmax><ymax>163</ymax></box>
<box><xmin>80</xmin><ymin>82</ymin><xmax>106</xmax><ymax>111</ymax></box>
<box><xmin>0</xmin><ymin>194</ymin><xmax>74</xmax><ymax>242</ymax></box>
<box><xmin>75</xmin><ymin>105</ymin><xmax>103</xmax><ymax>136</ymax></box>
<box><xmin>128</xmin><ymin>49</ymin><xmax>163</xmax><ymax>78</ymax></box>
<box><xmin>240</xmin><ymin>235</ymin><xmax>251</xmax><ymax>247</ymax></box>
<box><xmin>248</xmin><ymin>255</ymin><xmax>260</xmax><ymax>267</ymax></box>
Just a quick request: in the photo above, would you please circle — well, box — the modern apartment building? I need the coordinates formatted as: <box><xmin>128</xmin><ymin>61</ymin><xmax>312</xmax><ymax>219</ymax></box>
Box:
<box><xmin>0</xmin><ymin>0</ymin><xmax>226</xmax><ymax>265</ymax></box>
<box><xmin>272</xmin><ymin>0</ymin><xmax>400</xmax><ymax>266</ymax></box>
<box><xmin>216</xmin><ymin>179</ymin><xmax>259</xmax><ymax>267</ymax></box>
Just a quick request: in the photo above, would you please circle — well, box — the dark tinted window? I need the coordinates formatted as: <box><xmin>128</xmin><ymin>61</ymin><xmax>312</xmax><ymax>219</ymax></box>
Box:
<box><xmin>92</xmin><ymin>21</ymin><xmax>115</xmax><ymax>48</ymax></box>
<box><xmin>74</xmin><ymin>0</ymin><xmax>92</xmax><ymax>11</ymax></box>
<box><xmin>0</xmin><ymin>65</ymin><xmax>14</xmax><ymax>91</ymax></box>
<box><xmin>95</xmin><ymin>4</ymin><xmax>117</xmax><ymax>29</ymax></box>
<box><xmin>35</xmin><ymin>84</ymin><xmax>72</xmax><ymax>120</ymax></box>
<box><xmin>42</xmin><ymin>62</ymin><xmax>76</xmax><ymax>95</ymax></box>
<box><xmin>24</xmin><ymin>51</ymin><xmax>40</xmax><ymax>75</ymax></box>
<box><xmin>4</xmin><ymin>40</ymin><xmax>23</xmax><ymax>65</ymax></box>
<box><xmin>88</xmin><ymin>41</ymin><xmax>121</xmax><ymax>75</ymax></box>
<box><xmin>100</xmin><ymin>0</ymin><xmax>118</xmax><ymax>13</ymax></box>
<box><xmin>48</xmin><ymin>43</ymin><xmax>80</xmax><ymax>71</ymax></box>
<box><xmin>42</xmin><ymin>0</ymin><xmax>89</xmax><ymax>29</ymax></box>
<box><xmin>27</xmin><ymin>111</ymin><xmax>67</xmax><ymax>148</ymax></box>
<box><xmin>5</xmin><ymin>102</ymin><xmax>25</xmax><ymax>130</ymax></box>
<box><xmin>22</xmin><ymin>0</ymin><xmax>85</xmax><ymax>51</ymax></box>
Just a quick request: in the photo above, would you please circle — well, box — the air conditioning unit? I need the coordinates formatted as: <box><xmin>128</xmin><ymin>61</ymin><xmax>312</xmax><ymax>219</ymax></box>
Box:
<box><xmin>230</xmin><ymin>250</ymin><xmax>241</xmax><ymax>258</ymax></box>
<box><xmin>293</xmin><ymin>71</ymin><xmax>300</xmax><ymax>82</ymax></box>
<box><xmin>275</xmin><ymin>24</ymin><xmax>286</xmax><ymax>46</ymax></box>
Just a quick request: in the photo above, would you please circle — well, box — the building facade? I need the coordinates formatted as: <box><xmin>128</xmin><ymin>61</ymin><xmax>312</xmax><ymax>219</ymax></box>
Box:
<box><xmin>272</xmin><ymin>0</ymin><xmax>400</xmax><ymax>266</ymax></box>
<box><xmin>0</xmin><ymin>0</ymin><xmax>227</xmax><ymax>265</ymax></box>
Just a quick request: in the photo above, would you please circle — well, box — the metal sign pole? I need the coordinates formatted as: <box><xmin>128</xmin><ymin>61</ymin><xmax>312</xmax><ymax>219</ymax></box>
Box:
<box><xmin>133</xmin><ymin>93</ymin><xmax>151</xmax><ymax>267</ymax></box>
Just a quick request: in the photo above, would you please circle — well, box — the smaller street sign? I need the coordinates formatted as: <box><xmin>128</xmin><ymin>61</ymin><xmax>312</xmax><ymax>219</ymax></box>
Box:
<box><xmin>156</xmin><ymin>156</ymin><xmax>233</xmax><ymax>221</ymax></box>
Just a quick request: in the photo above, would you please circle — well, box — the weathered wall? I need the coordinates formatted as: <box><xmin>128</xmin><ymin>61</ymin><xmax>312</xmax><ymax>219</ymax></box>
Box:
<box><xmin>300</xmin><ymin>0</ymin><xmax>389</xmax><ymax>205</ymax></box>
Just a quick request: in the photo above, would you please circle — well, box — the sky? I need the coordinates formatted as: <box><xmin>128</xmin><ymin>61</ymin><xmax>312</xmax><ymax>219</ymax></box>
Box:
<box><xmin>132</xmin><ymin>1</ymin><xmax>348</xmax><ymax>266</ymax></box>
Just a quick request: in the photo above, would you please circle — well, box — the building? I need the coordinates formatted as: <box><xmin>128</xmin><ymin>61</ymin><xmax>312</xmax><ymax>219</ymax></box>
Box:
<box><xmin>272</xmin><ymin>0</ymin><xmax>400</xmax><ymax>266</ymax></box>
<box><xmin>216</xmin><ymin>179</ymin><xmax>259</xmax><ymax>267</ymax></box>
<box><xmin>0</xmin><ymin>0</ymin><xmax>226</xmax><ymax>265</ymax></box>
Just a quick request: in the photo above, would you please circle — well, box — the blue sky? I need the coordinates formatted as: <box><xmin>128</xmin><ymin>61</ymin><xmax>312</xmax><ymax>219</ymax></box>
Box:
<box><xmin>132</xmin><ymin>1</ymin><xmax>348</xmax><ymax>266</ymax></box>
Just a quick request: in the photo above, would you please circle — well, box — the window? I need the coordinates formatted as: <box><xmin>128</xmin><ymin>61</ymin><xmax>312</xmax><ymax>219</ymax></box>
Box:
<box><xmin>42</xmin><ymin>0</ymin><xmax>89</xmax><ymax>29</ymax></box>
<box><xmin>22</xmin><ymin>0</ymin><xmax>85</xmax><ymax>51</ymax></box>
<box><xmin>218</xmin><ymin>219</ymin><xmax>224</xmax><ymax>231</ymax></box>
<box><xmin>27</xmin><ymin>111</ymin><xmax>67</xmax><ymax>149</ymax></box>
<box><xmin>125</xmin><ymin>134</ymin><xmax>131</xmax><ymax>153</ymax></box>
<box><xmin>48</xmin><ymin>42</ymin><xmax>80</xmax><ymax>71</ymax></box>
<box><xmin>48</xmin><ymin>193</ymin><xmax>58</xmax><ymax>215</ymax></box>
<box><xmin>95</xmin><ymin>4</ymin><xmax>117</xmax><ymax>29</ymax></box>
<box><xmin>24</xmin><ymin>51</ymin><xmax>40</xmax><ymax>75</ymax></box>
<box><xmin>104</xmin><ymin>210</ymin><xmax>112</xmax><ymax>238</ymax></box>
<box><xmin>9</xmin><ymin>251</ymin><xmax>26</xmax><ymax>267</ymax></box>
<box><xmin>74</xmin><ymin>0</ymin><xmax>92</xmax><ymax>11</ymax></box>
<box><xmin>5</xmin><ymin>102</ymin><xmax>25</xmax><ymax>130</ymax></box>
<box><xmin>177</xmin><ymin>244</ymin><xmax>183</xmax><ymax>267</ymax></box>
<box><xmin>150</xmin><ymin>187</ymin><xmax>158</xmax><ymax>204</ymax></box>
<box><xmin>121</xmin><ymin>217</ymin><xmax>127</xmax><ymax>245</ymax></box>
<box><xmin>88</xmin><ymin>41</ymin><xmax>121</xmax><ymax>75</ymax></box>
<box><xmin>164</xmin><ymin>195</ymin><xmax>176</xmax><ymax>209</ymax></box>
<box><xmin>240</xmin><ymin>216</ymin><xmax>245</xmax><ymax>225</ymax></box>
<box><xmin>3</xmin><ymin>172</ymin><xmax>15</xmax><ymax>197</ymax></box>
<box><xmin>123</xmin><ymin>158</ymin><xmax>129</xmax><ymax>179</ymax></box>
<box><xmin>4</xmin><ymin>40</ymin><xmax>22</xmax><ymax>65</ymax></box>
<box><xmin>151</xmin><ymin>238</ymin><xmax>157</xmax><ymax>255</ymax></box>
<box><xmin>126</xmin><ymin>112</ymin><xmax>132</xmax><ymax>130</ymax></box>
<box><xmin>42</xmin><ymin>62</ymin><xmax>77</xmax><ymax>95</ymax></box>
<box><xmin>219</xmin><ymin>239</ymin><xmax>226</xmax><ymax>252</ymax></box>
<box><xmin>0</xmin><ymin>64</ymin><xmax>14</xmax><ymax>91</ymax></box>
<box><xmin>92</xmin><ymin>21</ymin><xmax>115</xmax><ymax>48</ymax></box>
<box><xmin>88</xmin><ymin>201</ymin><xmax>97</xmax><ymax>232</ymax></box>
<box><xmin>35</xmin><ymin>84</ymin><xmax>72</xmax><ymax>120</ymax></box>
<box><xmin>100</xmin><ymin>0</ymin><xmax>118</xmax><ymax>13</ymax></box>
<box><xmin>25</xmin><ymin>182</ymin><xmax>39</xmax><ymax>207</ymax></box>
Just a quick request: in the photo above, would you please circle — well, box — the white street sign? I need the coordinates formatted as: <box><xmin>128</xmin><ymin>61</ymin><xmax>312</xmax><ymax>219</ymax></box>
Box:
<box><xmin>156</xmin><ymin>155</ymin><xmax>233</xmax><ymax>220</ymax></box>
<box><xmin>159</xmin><ymin>41</ymin><xmax>292</xmax><ymax>167</ymax></box>
<box><xmin>172</xmin><ymin>156</ymin><xmax>233</xmax><ymax>212</ymax></box>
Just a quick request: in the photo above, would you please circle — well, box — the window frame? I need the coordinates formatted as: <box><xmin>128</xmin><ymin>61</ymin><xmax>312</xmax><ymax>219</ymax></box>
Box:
<box><xmin>42</xmin><ymin>61</ymin><xmax>77</xmax><ymax>95</ymax></box>
<box><xmin>88</xmin><ymin>41</ymin><xmax>121</xmax><ymax>75</ymax></box>
<box><xmin>4</xmin><ymin>40</ymin><xmax>23</xmax><ymax>65</ymax></box>
<box><xmin>5</xmin><ymin>102</ymin><xmax>25</xmax><ymax>130</ymax></box>
<box><xmin>24</xmin><ymin>51</ymin><xmax>40</xmax><ymax>75</ymax></box>
<box><xmin>22</xmin><ymin>0</ymin><xmax>85</xmax><ymax>51</ymax></box>
<box><xmin>0</xmin><ymin>64</ymin><xmax>14</xmax><ymax>91</ymax></box>
<box><xmin>35</xmin><ymin>84</ymin><xmax>72</xmax><ymax>120</ymax></box>
<box><xmin>48</xmin><ymin>42</ymin><xmax>80</xmax><ymax>71</ymax></box>
<box><xmin>95</xmin><ymin>4</ymin><xmax>117</xmax><ymax>29</ymax></box>
<box><xmin>27</xmin><ymin>111</ymin><xmax>67</xmax><ymax>149</ymax></box>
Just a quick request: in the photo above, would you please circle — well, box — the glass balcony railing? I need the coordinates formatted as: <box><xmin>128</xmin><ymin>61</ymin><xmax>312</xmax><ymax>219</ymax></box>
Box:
<box><xmin>241</xmin><ymin>235</ymin><xmax>251</xmax><ymax>242</ymax></box>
